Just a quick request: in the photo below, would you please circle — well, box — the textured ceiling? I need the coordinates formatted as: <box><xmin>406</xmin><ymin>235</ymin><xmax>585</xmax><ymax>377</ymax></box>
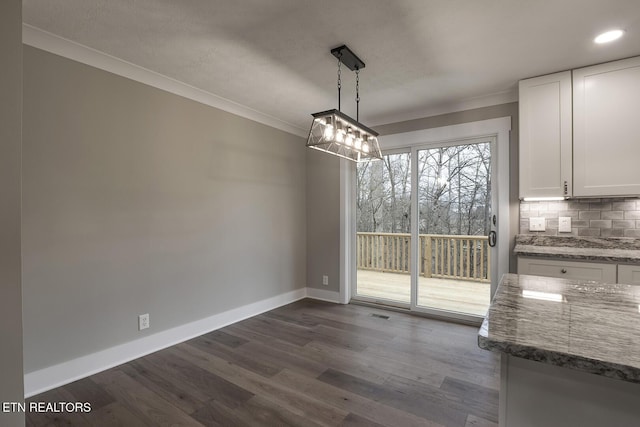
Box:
<box><xmin>23</xmin><ymin>0</ymin><xmax>640</xmax><ymax>134</ymax></box>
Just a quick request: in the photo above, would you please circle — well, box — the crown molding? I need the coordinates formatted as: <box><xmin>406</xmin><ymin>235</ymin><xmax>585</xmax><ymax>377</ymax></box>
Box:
<box><xmin>22</xmin><ymin>24</ymin><xmax>308</xmax><ymax>138</ymax></box>
<box><xmin>372</xmin><ymin>90</ymin><xmax>518</xmax><ymax>127</ymax></box>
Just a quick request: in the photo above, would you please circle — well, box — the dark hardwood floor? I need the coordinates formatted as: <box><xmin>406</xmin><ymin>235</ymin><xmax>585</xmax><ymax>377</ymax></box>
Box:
<box><xmin>26</xmin><ymin>299</ymin><xmax>499</xmax><ymax>427</ymax></box>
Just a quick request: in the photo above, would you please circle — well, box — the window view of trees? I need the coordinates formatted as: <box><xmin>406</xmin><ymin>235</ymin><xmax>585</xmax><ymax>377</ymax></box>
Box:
<box><xmin>356</xmin><ymin>143</ymin><xmax>492</xmax><ymax>237</ymax></box>
<box><xmin>417</xmin><ymin>143</ymin><xmax>492</xmax><ymax>236</ymax></box>
<box><xmin>357</xmin><ymin>153</ymin><xmax>411</xmax><ymax>233</ymax></box>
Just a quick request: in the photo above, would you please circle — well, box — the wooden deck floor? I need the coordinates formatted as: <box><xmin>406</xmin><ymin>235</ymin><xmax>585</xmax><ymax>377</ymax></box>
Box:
<box><xmin>356</xmin><ymin>270</ymin><xmax>490</xmax><ymax>317</ymax></box>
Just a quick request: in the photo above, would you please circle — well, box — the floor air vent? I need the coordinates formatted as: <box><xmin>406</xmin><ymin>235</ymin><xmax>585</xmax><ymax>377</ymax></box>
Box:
<box><xmin>371</xmin><ymin>313</ymin><xmax>390</xmax><ymax>319</ymax></box>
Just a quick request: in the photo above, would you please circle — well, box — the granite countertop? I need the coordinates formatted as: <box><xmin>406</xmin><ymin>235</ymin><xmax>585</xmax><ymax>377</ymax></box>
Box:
<box><xmin>513</xmin><ymin>234</ymin><xmax>640</xmax><ymax>263</ymax></box>
<box><xmin>478</xmin><ymin>273</ymin><xmax>640</xmax><ymax>383</ymax></box>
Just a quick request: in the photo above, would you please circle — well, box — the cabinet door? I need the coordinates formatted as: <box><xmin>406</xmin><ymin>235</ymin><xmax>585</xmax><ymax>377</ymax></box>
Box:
<box><xmin>519</xmin><ymin>71</ymin><xmax>572</xmax><ymax>199</ymax></box>
<box><xmin>618</xmin><ymin>264</ymin><xmax>640</xmax><ymax>285</ymax></box>
<box><xmin>518</xmin><ymin>257</ymin><xmax>616</xmax><ymax>283</ymax></box>
<box><xmin>573</xmin><ymin>56</ymin><xmax>640</xmax><ymax>197</ymax></box>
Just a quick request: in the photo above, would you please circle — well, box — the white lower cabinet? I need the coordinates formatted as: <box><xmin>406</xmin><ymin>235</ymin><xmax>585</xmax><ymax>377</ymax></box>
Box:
<box><xmin>618</xmin><ymin>264</ymin><xmax>640</xmax><ymax>285</ymax></box>
<box><xmin>517</xmin><ymin>257</ymin><xmax>617</xmax><ymax>283</ymax></box>
<box><xmin>501</xmin><ymin>355</ymin><xmax>640</xmax><ymax>427</ymax></box>
<box><xmin>518</xmin><ymin>257</ymin><xmax>640</xmax><ymax>285</ymax></box>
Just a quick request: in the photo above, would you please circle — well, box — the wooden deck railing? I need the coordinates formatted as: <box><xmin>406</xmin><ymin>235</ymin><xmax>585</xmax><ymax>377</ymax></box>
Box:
<box><xmin>357</xmin><ymin>232</ymin><xmax>490</xmax><ymax>283</ymax></box>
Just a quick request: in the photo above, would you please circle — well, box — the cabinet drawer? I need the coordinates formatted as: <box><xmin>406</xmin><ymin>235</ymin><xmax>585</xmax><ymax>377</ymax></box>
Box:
<box><xmin>618</xmin><ymin>264</ymin><xmax>640</xmax><ymax>285</ymax></box>
<box><xmin>518</xmin><ymin>257</ymin><xmax>616</xmax><ymax>283</ymax></box>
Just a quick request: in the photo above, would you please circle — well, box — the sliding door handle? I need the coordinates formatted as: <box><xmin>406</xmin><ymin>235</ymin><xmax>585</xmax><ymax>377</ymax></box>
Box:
<box><xmin>488</xmin><ymin>231</ymin><xmax>497</xmax><ymax>247</ymax></box>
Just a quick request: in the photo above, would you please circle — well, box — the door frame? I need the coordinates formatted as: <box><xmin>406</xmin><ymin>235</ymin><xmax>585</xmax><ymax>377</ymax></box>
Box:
<box><xmin>342</xmin><ymin>117</ymin><xmax>511</xmax><ymax>316</ymax></box>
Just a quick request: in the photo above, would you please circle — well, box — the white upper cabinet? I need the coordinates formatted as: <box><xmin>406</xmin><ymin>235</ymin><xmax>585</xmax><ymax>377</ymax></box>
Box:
<box><xmin>519</xmin><ymin>71</ymin><xmax>572</xmax><ymax>199</ymax></box>
<box><xmin>573</xmin><ymin>56</ymin><xmax>640</xmax><ymax>197</ymax></box>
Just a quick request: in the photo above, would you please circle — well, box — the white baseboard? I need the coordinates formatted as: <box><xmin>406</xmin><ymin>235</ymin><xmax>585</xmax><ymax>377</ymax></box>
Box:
<box><xmin>24</xmin><ymin>287</ymin><xmax>307</xmax><ymax>398</ymax></box>
<box><xmin>24</xmin><ymin>286</ymin><xmax>344</xmax><ymax>397</ymax></box>
<box><xmin>306</xmin><ymin>287</ymin><xmax>341</xmax><ymax>303</ymax></box>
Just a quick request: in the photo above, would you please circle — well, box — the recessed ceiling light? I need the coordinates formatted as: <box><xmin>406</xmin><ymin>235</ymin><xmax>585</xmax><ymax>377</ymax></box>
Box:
<box><xmin>594</xmin><ymin>29</ymin><xmax>625</xmax><ymax>44</ymax></box>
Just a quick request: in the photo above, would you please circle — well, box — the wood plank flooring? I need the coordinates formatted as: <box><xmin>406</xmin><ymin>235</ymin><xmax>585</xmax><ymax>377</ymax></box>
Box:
<box><xmin>25</xmin><ymin>299</ymin><xmax>499</xmax><ymax>427</ymax></box>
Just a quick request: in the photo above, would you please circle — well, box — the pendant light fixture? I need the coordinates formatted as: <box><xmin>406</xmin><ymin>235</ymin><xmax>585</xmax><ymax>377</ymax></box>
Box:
<box><xmin>306</xmin><ymin>45</ymin><xmax>382</xmax><ymax>162</ymax></box>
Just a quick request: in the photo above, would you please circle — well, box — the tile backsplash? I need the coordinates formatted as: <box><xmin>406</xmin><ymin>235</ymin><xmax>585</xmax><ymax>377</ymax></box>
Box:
<box><xmin>520</xmin><ymin>198</ymin><xmax>640</xmax><ymax>237</ymax></box>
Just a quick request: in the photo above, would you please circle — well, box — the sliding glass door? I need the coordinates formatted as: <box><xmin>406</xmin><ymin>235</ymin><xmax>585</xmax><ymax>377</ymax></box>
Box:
<box><xmin>354</xmin><ymin>138</ymin><xmax>496</xmax><ymax>320</ymax></box>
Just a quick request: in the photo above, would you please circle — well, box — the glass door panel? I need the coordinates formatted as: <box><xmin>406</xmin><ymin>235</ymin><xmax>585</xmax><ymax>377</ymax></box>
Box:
<box><xmin>355</xmin><ymin>152</ymin><xmax>411</xmax><ymax>305</ymax></box>
<box><xmin>415</xmin><ymin>142</ymin><xmax>492</xmax><ymax>316</ymax></box>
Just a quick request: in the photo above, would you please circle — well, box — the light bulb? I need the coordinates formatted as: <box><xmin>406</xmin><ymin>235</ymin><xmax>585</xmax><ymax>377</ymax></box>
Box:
<box><xmin>336</xmin><ymin>130</ymin><xmax>345</xmax><ymax>143</ymax></box>
<box><xmin>355</xmin><ymin>138</ymin><xmax>362</xmax><ymax>150</ymax></box>
<box><xmin>323</xmin><ymin>124</ymin><xmax>334</xmax><ymax>140</ymax></box>
<box><xmin>345</xmin><ymin>132</ymin><xmax>353</xmax><ymax>146</ymax></box>
<box><xmin>362</xmin><ymin>142</ymin><xmax>369</xmax><ymax>153</ymax></box>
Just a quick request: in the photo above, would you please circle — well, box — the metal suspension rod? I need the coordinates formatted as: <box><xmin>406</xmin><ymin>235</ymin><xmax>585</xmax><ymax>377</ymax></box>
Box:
<box><xmin>356</xmin><ymin>69</ymin><xmax>360</xmax><ymax>121</ymax></box>
<box><xmin>337</xmin><ymin>56</ymin><xmax>342</xmax><ymax>112</ymax></box>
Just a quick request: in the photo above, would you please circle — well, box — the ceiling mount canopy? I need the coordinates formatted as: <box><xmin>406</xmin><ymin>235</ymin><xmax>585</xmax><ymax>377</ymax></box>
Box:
<box><xmin>330</xmin><ymin>45</ymin><xmax>365</xmax><ymax>72</ymax></box>
<box><xmin>306</xmin><ymin>44</ymin><xmax>382</xmax><ymax>162</ymax></box>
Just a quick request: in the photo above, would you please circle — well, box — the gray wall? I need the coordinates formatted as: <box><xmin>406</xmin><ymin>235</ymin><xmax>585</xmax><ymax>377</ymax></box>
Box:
<box><xmin>22</xmin><ymin>46</ymin><xmax>306</xmax><ymax>373</ymax></box>
<box><xmin>306</xmin><ymin>150</ymin><xmax>341</xmax><ymax>292</ymax></box>
<box><xmin>0</xmin><ymin>0</ymin><xmax>25</xmax><ymax>425</ymax></box>
<box><xmin>305</xmin><ymin>103</ymin><xmax>520</xmax><ymax>299</ymax></box>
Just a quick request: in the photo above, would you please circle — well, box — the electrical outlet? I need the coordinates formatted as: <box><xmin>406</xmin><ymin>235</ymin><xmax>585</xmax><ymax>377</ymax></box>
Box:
<box><xmin>322</xmin><ymin>275</ymin><xmax>329</xmax><ymax>286</ymax></box>
<box><xmin>559</xmin><ymin>216</ymin><xmax>572</xmax><ymax>233</ymax></box>
<box><xmin>529</xmin><ymin>217</ymin><xmax>546</xmax><ymax>232</ymax></box>
<box><xmin>138</xmin><ymin>313</ymin><xmax>150</xmax><ymax>330</ymax></box>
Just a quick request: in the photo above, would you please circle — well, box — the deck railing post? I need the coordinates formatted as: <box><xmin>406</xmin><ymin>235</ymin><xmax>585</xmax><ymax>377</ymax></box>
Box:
<box><xmin>425</xmin><ymin>236</ymin><xmax>432</xmax><ymax>278</ymax></box>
